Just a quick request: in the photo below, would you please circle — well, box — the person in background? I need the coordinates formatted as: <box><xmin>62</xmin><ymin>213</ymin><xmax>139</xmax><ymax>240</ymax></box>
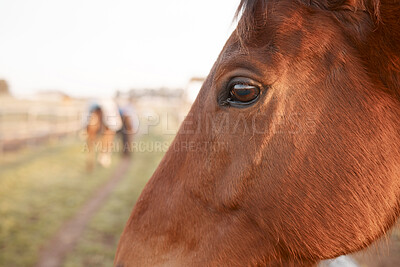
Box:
<box><xmin>118</xmin><ymin>97</ymin><xmax>138</xmax><ymax>157</ymax></box>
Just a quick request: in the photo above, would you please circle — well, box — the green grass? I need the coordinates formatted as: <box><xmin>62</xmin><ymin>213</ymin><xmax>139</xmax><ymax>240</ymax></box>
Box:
<box><xmin>0</xmin><ymin>139</ymin><xmax>120</xmax><ymax>267</ymax></box>
<box><xmin>63</xmin><ymin>133</ymin><xmax>174</xmax><ymax>267</ymax></box>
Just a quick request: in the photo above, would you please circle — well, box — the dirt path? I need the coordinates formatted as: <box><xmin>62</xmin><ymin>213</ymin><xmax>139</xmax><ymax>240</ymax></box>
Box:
<box><xmin>36</xmin><ymin>158</ymin><xmax>131</xmax><ymax>267</ymax></box>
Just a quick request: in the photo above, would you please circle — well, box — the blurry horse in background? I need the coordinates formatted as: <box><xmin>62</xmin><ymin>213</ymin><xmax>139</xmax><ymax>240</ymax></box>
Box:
<box><xmin>115</xmin><ymin>0</ymin><xmax>400</xmax><ymax>266</ymax></box>
<box><xmin>86</xmin><ymin>99</ymin><xmax>136</xmax><ymax>171</ymax></box>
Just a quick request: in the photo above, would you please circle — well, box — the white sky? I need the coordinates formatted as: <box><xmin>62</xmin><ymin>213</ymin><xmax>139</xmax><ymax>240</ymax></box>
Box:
<box><xmin>0</xmin><ymin>0</ymin><xmax>240</xmax><ymax>97</ymax></box>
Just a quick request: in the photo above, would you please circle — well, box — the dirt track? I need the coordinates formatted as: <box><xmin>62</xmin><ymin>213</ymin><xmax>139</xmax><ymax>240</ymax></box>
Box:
<box><xmin>36</xmin><ymin>158</ymin><xmax>131</xmax><ymax>267</ymax></box>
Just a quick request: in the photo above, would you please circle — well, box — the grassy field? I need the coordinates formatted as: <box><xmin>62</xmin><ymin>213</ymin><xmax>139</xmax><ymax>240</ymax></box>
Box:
<box><xmin>63</xmin><ymin>132</ymin><xmax>174</xmax><ymax>267</ymax></box>
<box><xmin>0</xmin><ymin>139</ymin><xmax>120</xmax><ymax>266</ymax></box>
<box><xmin>0</xmin><ymin>101</ymin><xmax>182</xmax><ymax>267</ymax></box>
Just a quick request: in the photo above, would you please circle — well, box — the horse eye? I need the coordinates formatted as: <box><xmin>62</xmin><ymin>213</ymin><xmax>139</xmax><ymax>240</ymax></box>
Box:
<box><xmin>224</xmin><ymin>77</ymin><xmax>262</xmax><ymax>107</ymax></box>
<box><xmin>230</xmin><ymin>84</ymin><xmax>260</xmax><ymax>102</ymax></box>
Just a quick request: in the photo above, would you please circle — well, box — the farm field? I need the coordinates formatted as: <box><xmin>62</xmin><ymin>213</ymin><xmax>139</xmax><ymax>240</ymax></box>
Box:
<box><xmin>64</xmin><ymin>132</ymin><xmax>173</xmax><ymax>267</ymax></box>
<box><xmin>0</xmin><ymin>138</ymin><xmax>120</xmax><ymax>266</ymax></box>
<box><xmin>0</xmin><ymin>95</ymin><xmax>183</xmax><ymax>267</ymax></box>
<box><xmin>0</xmin><ymin>126</ymin><xmax>174</xmax><ymax>267</ymax></box>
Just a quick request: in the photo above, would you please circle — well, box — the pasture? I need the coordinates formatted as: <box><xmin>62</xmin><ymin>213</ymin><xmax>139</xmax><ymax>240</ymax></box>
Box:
<box><xmin>0</xmin><ymin>133</ymin><xmax>173</xmax><ymax>267</ymax></box>
<box><xmin>0</xmin><ymin>139</ymin><xmax>120</xmax><ymax>266</ymax></box>
<box><xmin>64</xmin><ymin>132</ymin><xmax>172</xmax><ymax>267</ymax></box>
<box><xmin>0</xmin><ymin>96</ymin><xmax>179</xmax><ymax>267</ymax></box>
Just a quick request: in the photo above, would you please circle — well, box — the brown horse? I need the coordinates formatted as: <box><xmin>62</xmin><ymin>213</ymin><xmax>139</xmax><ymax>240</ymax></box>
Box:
<box><xmin>115</xmin><ymin>0</ymin><xmax>400</xmax><ymax>266</ymax></box>
<box><xmin>86</xmin><ymin>105</ymin><xmax>116</xmax><ymax>171</ymax></box>
<box><xmin>86</xmin><ymin>102</ymin><xmax>136</xmax><ymax>170</ymax></box>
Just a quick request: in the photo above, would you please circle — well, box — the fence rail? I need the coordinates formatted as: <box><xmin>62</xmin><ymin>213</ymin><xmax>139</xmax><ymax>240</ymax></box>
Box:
<box><xmin>0</xmin><ymin>99</ymin><xmax>86</xmax><ymax>153</ymax></box>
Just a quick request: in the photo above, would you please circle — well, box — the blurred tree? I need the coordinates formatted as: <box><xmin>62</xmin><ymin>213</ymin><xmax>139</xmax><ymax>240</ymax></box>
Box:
<box><xmin>0</xmin><ymin>80</ymin><xmax>10</xmax><ymax>95</ymax></box>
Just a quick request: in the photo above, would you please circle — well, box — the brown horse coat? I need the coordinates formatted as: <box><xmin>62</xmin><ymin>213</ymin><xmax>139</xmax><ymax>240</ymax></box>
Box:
<box><xmin>115</xmin><ymin>0</ymin><xmax>400</xmax><ymax>266</ymax></box>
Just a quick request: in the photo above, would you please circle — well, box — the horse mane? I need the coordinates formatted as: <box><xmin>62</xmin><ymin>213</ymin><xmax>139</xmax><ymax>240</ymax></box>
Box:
<box><xmin>235</xmin><ymin>0</ymin><xmax>400</xmax><ymax>98</ymax></box>
<box><xmin>235</xmin><ymin>0</ymin><xmax>381</xmax><ymax>22</ymax></box>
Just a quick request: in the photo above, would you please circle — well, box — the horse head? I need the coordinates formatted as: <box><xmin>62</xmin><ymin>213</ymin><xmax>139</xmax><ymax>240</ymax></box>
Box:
<box><xmin>115</xmin><ymin>0</ymin><xmax>400</xmax><ymax>265</ymax></box>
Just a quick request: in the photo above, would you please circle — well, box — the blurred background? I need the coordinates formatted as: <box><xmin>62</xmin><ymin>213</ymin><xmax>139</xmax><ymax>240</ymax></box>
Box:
<box><xmin>0</xmin><ymin>0</ymin><xmax>238</xmax><ymax>266</ymax></box>
<box><xmin>0</xmin><ymin>1</ymin><xmax>399</xmax><ymax>267</ymax></box>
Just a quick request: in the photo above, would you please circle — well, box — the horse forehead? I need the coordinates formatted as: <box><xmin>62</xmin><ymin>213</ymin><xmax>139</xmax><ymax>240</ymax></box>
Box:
<box><xmin>226</xmin><ymin>8</ymin><xmax>332</xmax><ymax>56</ymax></box>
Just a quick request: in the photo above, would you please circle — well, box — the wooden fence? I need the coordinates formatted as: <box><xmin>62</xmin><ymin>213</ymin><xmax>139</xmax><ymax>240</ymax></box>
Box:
<box><xmin>0</xmin><ymin>98</ymin><xmax>86</xmax><ymax>153</ymax></box>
